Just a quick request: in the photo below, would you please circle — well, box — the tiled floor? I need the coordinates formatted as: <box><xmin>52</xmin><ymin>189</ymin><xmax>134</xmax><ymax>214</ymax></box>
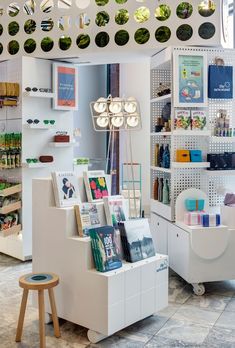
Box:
<box><xmin>1</xmin><ymin>253</ymin><xmax>235</xmax><ymax>348</ymax></box>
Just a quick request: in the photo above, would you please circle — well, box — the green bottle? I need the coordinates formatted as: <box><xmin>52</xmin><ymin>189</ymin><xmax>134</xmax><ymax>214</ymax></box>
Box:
<box><xmin>162</xmin><ymin>179</ymin><xmax>170</xmax><ymax>205</ymax></box>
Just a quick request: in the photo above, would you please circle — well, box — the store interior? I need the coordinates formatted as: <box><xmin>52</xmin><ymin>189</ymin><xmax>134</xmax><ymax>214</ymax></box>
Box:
<box><xmin>1</xmin><ymin>0</ymin><xmax>235</xmax><ymax>347</ymax></box>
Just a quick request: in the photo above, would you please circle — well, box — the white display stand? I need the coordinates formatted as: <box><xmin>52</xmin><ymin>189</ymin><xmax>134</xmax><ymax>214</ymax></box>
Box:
<box><xmin>150</xmin><ymin>47</ymin><xmax>235</xmax><ymax>295</ymax></box>
<box><xmin>32</xmin><ymin>178</ymin><xmax>168</xmax><ymax>343</ymax></box>
<box><xmin>0</xmin><ymin>57</ymin><xmax>74</xmax><ymax>260</ymax></box>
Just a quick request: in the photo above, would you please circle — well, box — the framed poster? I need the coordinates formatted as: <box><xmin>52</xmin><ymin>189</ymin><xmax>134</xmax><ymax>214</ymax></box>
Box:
<box><xmin>53</xmin><ymin>63</ymin><xmax>78</xmax><ymax>110</ymax></box>
<box><xmin>173</xmin><ymin>51</ymin><xmax>207</xmax><ymax>107</ymax></box>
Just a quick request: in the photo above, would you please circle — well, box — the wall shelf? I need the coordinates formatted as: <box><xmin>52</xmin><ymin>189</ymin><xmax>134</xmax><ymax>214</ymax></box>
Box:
<box><xmin>205</xmin><ymin>170</ymin><xmax>235</xmax><ymax>176</ymax></box>
<box><xmin>0</xmin><ymin>201</ymin><xmax>21</xmax><ymax>215</ymax></box>
<box><xmin>151</xmin><ymin>132</ymin><xmax>171</xmax><ymax>136</ymax></box>
<box><xmin>1</xmin><ymin>224</ymin><xmax>21</xmax><ymax>238</ymax></box>
<box><xmin>22</xmin><ymin>162</ymin><xmax>52</xmax><ymax>169</ymax></box>
<box><xmin>173</xmin><ymin>130</ymin><xmax>211</xmax><ymax>136</ymax></box>
<box><xmin>24</xmin><ymin>124</ymin><xmax>56</xmax><ymax>130</ymax></box>
<box><xmin>151</xmin><ymin>166</ymin><xmax>171</xmax><ymax>173</ymax></box>
<box><xmin>49</xmin><ymin>142</ymin><xmax>79</xmax><ymax>148</ymax></box>
<box><xmin>23</xmin><ymin>91</ymin><xmax>55</xmax><ymax>99</ymax></box>
<box><xmin>151</xmin><ymin>94</ymin><xmax>171</xmax><ymax>103</ymax></box>
<box><xmin>210</xmin><ymin>137</ymin><xmax>235</xmax><ymax>143</ymax></box>
<box><xmin>172</xmin><ymin>162</ymin><xmax>210</xmax><ymax>169</ymax></box>
<box><xmin>0</xmin><ymin>184</ymin><xmax>22</xmax><ymax>197</ymax></box>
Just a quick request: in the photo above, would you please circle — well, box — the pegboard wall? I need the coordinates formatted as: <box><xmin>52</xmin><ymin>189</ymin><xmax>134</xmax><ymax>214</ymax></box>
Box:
<box><xmin>0</xmin><ymin>0</ymin><xmax>223</xmax><ymax>60</ymax></box>
<box><xmin>151</xmin><ymin>46</ymin><xmax>235</xmax><ymax>221</ymax></box>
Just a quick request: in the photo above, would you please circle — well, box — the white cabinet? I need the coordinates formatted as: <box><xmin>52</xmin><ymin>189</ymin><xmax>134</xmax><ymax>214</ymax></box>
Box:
<box><xmin>150</xmin><ymin>213</ymin><xmax>168</xmax><ymax>254</ymax></box>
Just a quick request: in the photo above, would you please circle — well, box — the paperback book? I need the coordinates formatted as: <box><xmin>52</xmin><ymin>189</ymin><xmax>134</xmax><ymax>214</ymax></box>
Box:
<box><xmin>74</xmin><ymin>203</ymin><xmax>102</xmax><ymax>237</ymax></box>
<box><xmin>89</xmin><ymin>226</ymin><xmax>122</xmax><ymax>272</ymax></box>
<box><xmin>119</xmin><ymin>218</ymin><xmax>155</xmax><ymax>263</ymax></box>
<box><xmin>51</xmin><ymin>171</ymin><xmax>81</xmax><ymax>208</ymax></box>
<box><xmin>103</xmin><ymin>195</ymin><xmax>129</xmax><ymax>226</ymax></box>
<box><xmin>83</xmin><ymin>170</ymin><xmax>109</xmax><ymax>202</ymax></box>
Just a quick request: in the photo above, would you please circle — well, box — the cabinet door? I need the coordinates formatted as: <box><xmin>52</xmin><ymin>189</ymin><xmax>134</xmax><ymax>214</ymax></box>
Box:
<box><xmin>168</xmin><ymin>224</ymin><xmax>189</xmax><ymax>279</ymax></box>
<box><xmin>150</xmin><ymin>213</ymin><xmax>168</xmax><ymax>254</ymax></box>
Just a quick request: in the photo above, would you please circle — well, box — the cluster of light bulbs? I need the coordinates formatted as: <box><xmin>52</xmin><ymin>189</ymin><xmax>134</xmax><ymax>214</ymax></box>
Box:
<box><xmin>90</xmin><ymin>96</ymin><xmax>141</xmax><ymax>131</ymax></box>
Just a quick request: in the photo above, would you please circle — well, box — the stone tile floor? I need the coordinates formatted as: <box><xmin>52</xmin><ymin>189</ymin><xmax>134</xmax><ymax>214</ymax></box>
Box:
<box><xmin>1</xmin><ymin>252</ymin><xmax>235</xmax><ymax>347</ymax></box>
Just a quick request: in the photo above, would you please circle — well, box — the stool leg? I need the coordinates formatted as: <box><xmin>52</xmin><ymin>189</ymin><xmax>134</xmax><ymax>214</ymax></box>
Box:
<box><xmin>38</xmin><ymin>290</ymin><xmax>46</xmax><ymax>348</ymax></box>
<box><xmin>15</xmin><ymin>289</ymin><xmax>29</xmax><ymax>342</ymax></box>
<box><xmin>48</xmin><ymin>288</ymin><xmax>61</xmax><ymax>338</ymax></box>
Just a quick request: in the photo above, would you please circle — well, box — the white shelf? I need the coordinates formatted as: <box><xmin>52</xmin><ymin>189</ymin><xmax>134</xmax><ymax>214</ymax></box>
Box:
<box><xmin>22</xmin><ymin>162</ymin><xmax>52</xmax><ymax>169</ymax></box>
<box><xmin>151</xmin><ymin>132</ymin><xmax>171</xmax><ymax>136</ymax></box>
<box><xmin>151</xmin><ymin>199</ymin><xmax>172</xmax><ymax>221</ymax></box>
<box><xmin>151</xmin><ymin>166</ymin><xmax>171</xmax><ymax>173</ymax></box>
<box><xmin>24</xmin><ymin>124</ymin><xmax>56</xmax><ymax>130</ymax></box>
<box><xmin>151</xmin><ymin>94</ymin><xmax>171</xmax><ymax>103</ymax></box>
<box><xmin>205</xmin><ymin>170</ymin><xmax>235</xmax><ymax>176</ymax></box>
<box><xmin>172</xmin><ymin>162</ymin><xmax>210</xmax><ymax>169</ymax></box>
<box><xmin>23</xmin><ymin>91</ymin><xmax>55</xmax><ymax>98</ymax></box>
<box><xmin>49</xmin><ymin>141</ymin><xmax>79</xmax><ymax>148</ymax></box>
<box><xmin>173</xmin><ymin>130</ymin><xmax>211</xmax><ymax>136</ymax></box>
<box><xmin>210</xmin><ymin>137</ymin><xmax>235</xmax><ymax>143</ymax></box>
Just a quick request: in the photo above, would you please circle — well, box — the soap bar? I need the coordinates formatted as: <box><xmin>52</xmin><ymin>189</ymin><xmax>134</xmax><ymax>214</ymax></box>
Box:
<box><xmin>184</xmin><ymin>212</ymin><xmax>202</xmax><ymax>226</ymax></box>
<box><xmin>202</xmin><ymin>214</ymin><xmax>221</xmax><ymax>227</ymax></box>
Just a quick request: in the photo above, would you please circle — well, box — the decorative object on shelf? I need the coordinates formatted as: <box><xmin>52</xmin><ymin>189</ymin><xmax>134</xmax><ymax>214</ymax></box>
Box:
<box><xmin>173</xmin><ymin>51</ymin><xmax>208</xmax><ymax>107</ymax></box>
<box><xmin>162</xmin><ymin>178</ymin><xmax>170</xmax><ymax>205</ymax></box>
<box><xmin>74</xmin><ymin>203</ymin><xmax>102</xmax><ymax>237</ymax></box>
<box><xmin>214</xmin><ymin>109</ymin><xmax>232</xmax><ymax>137</ymax></box>
<box><xmin>190</xmin><ymin>150</ymin><xmax>202</xmax><ymax>162</ymax></box>
<box><xmin>26</xmin><ymin>158</ymin><xmax>38</xmax><ymax>163</ymax></box>
<box><xmin>25</xmin><ymin>87</ymin><xmax>52</xmax><ymax>93</ymax></box>
<box><xmin>83</xmin><ymin>170</ymin><xmax>109</xmax><ymax>202</ymax></box>
<box><xmin>51</xmin><ymin>171</ymin><xmax>81</xmax><ymax>208</ymax></box>
<box><xmin>0</xmin><ymin>133</ymin><xmax>21</xmax><ymax>169</ymax></box>
<box><xmin>155</xmin><ymin>82</ymin><xmax>171</xmax><ymax>97</ymax></box>
<box><xmin>208</xmin><ymin>58</ymin><xmax>233</xmax><ymax>99</ymax></box>
<box><xmin>0</xmin><ymin>211</ymin><xmax>19</xmax><ymax>232</ymax></box>
<box><xmin>154</xmin><ymin>143</ymin><xmax>160</xmax><ymax>167</ymax></box>
<box><xmin>185</xmin><ymin>198</ymin><xmax>205</xmax><ymax>212</ymax></box>
<box><xmin>184</xmin><ymin>212</ymin><xmax>203</xmax><ymax>226</ymax></box>
<box><xmin>53</xmin><ymin>63</ymin><xmax>78</xmax><ymax>111</ymax></box>
<box><xmin>54</xmin><ymin>131</ymin><xmax>70</xmax><ymax>143</ymax></box>
<box><xmin>43</xmin><ymin>120</ymin><xmax>56</xmax><ymax>125</ymax></box>
<box><xmin>158</xmin><ymin>177</ymin><xmax>164</xmax><ymax>202</ymax></box>
<box><xmin>90</xmin><ymin>95</ymin><xmax>141</xmax><ymax>131</ymax></box>
<box><xmin>103</xmin><ymin>195</ymin><xmax>129</xmax><ymax>226</ymax></box>
<box><xmin>159</xmin><ymin>144</ymin><xmax>164</xmax><ymax>167</ymax></box>
<box><xmin>191</xmin><ymin>110</ymin><xmax>207</xmax><ymax>130</ymax></box>
<box><xmin>27</xmin><ymin>119</ymin><xmax>40</xmax><ymax>125</ymax></box>
<box><xmin>153</xmin><ymin>178</ymin><xmax>159</xmax><ymax>201</ymax></box>
<box><xmin>202</xmin><ymin>213</ymin><xmax>221</xmax><ymax>227</ymax></box>
<box><xmin>74</xmin><ymin>157</ymin><xmax>89</xmax><ymax>166</ymax></box>
<box><xmin>207</xmin><ymin>152</ymin><xmax>235</xmax><ymax>170</ymax></box>
<box><xmin>118</xmin><ymin>218</ymin><xmax>155</xmax><ymax>263</ymax></box>
<box><xmin>0</xmin><ymin>82</ymin><xmax>19</xmax><ymax>107</ymax></box>
<box><xmin>176</xmin><ymin>149</ymin><xmax>190</xmax><ymax>162</ymax></box>
<box><xmin>175</xmin><ymin>110</ymin><xmax>191</xmax><ymax>130</ymax></box>
<box><xmin>39</xmin><ymin>155</ymin><xmax>54</xmax><ymax>163</ymax></box>
<box><xmin>162</xmin><ymin>144</ymin><xmax>170</xmax><ymax>168</ymax></box>
<box><xmin>90</xmin><ymin>226</ymin><xmax>122</xmax><ymax>272</ymax></box>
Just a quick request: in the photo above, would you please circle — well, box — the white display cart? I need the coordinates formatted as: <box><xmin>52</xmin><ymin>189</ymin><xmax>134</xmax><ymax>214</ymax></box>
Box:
<box><xmin>150</xmin><ymin>46</ymin><xmax>235</xmax><ymax>295</ymax></box>
<box><xmin>32</xmin><ymin>178</ymin><xmax>168</xmax><ymax>343</ymax></box>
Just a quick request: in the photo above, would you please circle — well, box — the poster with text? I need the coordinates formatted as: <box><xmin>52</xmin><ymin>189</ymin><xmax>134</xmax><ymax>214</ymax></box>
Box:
<box><xmin>174</xmin><ymin>52</ymin><xmax>207</xmax><ymax>108</ymax></box>
<box><xmin>53</xmin><ymin>63</ymin><xmax>78</xmax><ymax>110</ymax></box>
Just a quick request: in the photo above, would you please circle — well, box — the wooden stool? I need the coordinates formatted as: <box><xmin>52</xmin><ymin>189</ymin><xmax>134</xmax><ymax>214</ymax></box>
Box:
<box><xmin>16</xmin><ymin>272</ymin><xmax>61</xmax><ymax>348</ymax></box>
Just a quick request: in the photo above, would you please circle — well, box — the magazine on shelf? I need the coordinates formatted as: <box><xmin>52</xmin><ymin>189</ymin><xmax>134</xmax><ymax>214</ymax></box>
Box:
<box><xmin>51</xmin><ymin>171</ymin><xmax>81</xmax><ymax>208</ymax></box>
<box><xmin>74</xmin><ymin>202</ymin><xmax>104</xmax><ymax>237</ymax></box>
<box><xmin>103</xmin><ymin>195</ymin><xmax>129</xmax><ymax>226</ymax></box>
<box><xmin>89</xmin><ymin>226</ymin><xmax>122</xmax><ymax>272</ymax></box>
<box><xmin>119</xmin><ymin>218</ymin><xmax>155</xmax><ymax>263</ymax></box>
<box><xmin>83</xmin><ymin>170</ymin><xmax>109</xmax><ymax>202</ymax></box>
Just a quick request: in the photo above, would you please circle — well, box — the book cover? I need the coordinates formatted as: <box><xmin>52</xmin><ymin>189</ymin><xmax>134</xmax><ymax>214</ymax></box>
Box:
<box><xmin>175</xmin><ymin>109</ymin><xmax>191</xmax><ymax>130</ymax></box>
<box><xmin>191</xmin><ymin>110</ymin><xmax>207</xmax><ymax>130</ymax></box>
<box><xmin>119</xmin><ymin>218</ymin><xmax>155</xmax><ymax>263</ymax></box>
<box><xmin>89</xmin><ymin>226</ymin><xmax>122</xmax><ymax>272</ymax></box>
<box><xmin>74</xmin><ymin>203</ymin><xmax>101</xmax><ymax>237</ymax></box>
<box><xmin>103</xmin><ymin>195</ymin><xmax>129</xmax><ymax>226</ymax></box>
<box><xmin>83</xmin><ymin>170</ymin><xmax>109</xmax><ymax>202</ymax></box>
<box><xmin>51</xmin><ymin>172</ymin><xmax>81</xmax><ymax>208</ymax></box>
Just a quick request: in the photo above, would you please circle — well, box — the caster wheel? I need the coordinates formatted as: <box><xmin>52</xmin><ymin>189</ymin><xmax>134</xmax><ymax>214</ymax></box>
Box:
<box><xmin>192</xmin><ymin>283</ymin><xmax>205</xmax><ymax>296</ymax></box>
<box><xmin>45</xmin><ymin>312</ymin><xmax>52</xmax><ymax>324</ymax></box>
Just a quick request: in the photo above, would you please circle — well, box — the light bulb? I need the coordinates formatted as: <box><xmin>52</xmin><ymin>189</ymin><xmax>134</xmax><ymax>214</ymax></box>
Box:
<box><xmin>109</xmin><ymin>97</ymin><xmax>122</xmax><ymax>114</ymax></box>
<box><xmin>94</xmin><ymin>97</ymin><xmax>107</xmax><ymax>113</ymax></box>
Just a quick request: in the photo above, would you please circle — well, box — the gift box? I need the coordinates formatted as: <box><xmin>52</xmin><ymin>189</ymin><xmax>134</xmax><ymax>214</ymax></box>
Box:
<box><xmin>176</xmin><ymin>149</ymin><xmax>190</xmax><ymax>162</ymax></box>
<box><xmin>184</xmin><ymin>212</ymin><xmax>203</xmax><ymax>226</ymax></box>
<box><xmin>190</xmin><ymin>150</ymin><xmax>202</xmax><ymax>163</ymax></box>
<box><xmin>202</xmin><ymin>214</ymin><xmax>221</xmax><ymax>227</ymax></box>
<box><xmin>54</xmin><ymin>135</ymin><xmax>70</xmax><ymax>143</ymax></box>
<box><xmin>185</xmin><ymin>198</ymin><xmax>205</xmax><ymax>211</ymax></box>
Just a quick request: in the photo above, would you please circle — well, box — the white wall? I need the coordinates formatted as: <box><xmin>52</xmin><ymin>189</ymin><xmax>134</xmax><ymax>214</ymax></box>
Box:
<box><xmin>74</xmin><ymin>65</ymin><xmax>107</xmax><ymax>162</ymax></box>
<box><xmin>120</xmin><ymin>59</ymin><xmax>151</xmax><ymax>215</ymax></box>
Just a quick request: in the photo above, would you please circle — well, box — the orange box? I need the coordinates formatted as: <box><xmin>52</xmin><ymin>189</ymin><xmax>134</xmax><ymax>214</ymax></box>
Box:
<box><xmin>176</xmin><ymin>149</ymin><xmax>190</xmax><ymax>162</ymax></box>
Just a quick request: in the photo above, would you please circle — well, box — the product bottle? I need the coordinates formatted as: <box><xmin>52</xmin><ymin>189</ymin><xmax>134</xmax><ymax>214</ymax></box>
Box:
<box><xmin>159</xmin><ymin>144</ymin><xmax>164</xmax><ymax>167</ymax></box>
<box><xmin>153</xmin><ymin>178</ymin><xmax>159</xmax><ymax>200</ymax></box>
<box><xmin>162</xmin><ymin>144</ymin><xmax>170</xmax><ymax>169</ymax></box>
<box><xmin>158</xmin><ymin>178</ymin><xmax>163</xmax><ymax>202</ymax></box>
<box><xmin>162</xmin><ymin>179</ymin><xmax>170</xmax><ymax>205</ymax></box>
<box><xmin>154</xmin><ymin>144</ymin><xmax>160</xmax><ymax>167</ymax></box>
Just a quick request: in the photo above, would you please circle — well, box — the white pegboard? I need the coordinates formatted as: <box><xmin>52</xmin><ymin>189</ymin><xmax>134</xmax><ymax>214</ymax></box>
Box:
<box><xmin>151</xmin><ymin>46</ymin><xmax>235</xmax><ymax>220</ymax></box>
<box><xmin>151</xmin><ymin>69</ymin><xmax>171</xmax><ymax>100</ymax></box>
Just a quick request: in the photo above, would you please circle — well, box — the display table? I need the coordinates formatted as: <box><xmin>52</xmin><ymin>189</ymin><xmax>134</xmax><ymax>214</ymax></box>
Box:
<box><xmin>32</xmin><ymin>178</ymin><xmax>168</xmax><ymax>343</ymax></box>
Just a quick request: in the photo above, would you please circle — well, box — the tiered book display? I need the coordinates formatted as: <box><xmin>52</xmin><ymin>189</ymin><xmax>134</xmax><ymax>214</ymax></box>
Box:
<box><xmin>32</xmin><ymin>177</ymin><xmax>168</xmax><ymax>343</ymax></box>
<box><xmin>150</xmin><ymin>46</ymin><xmax>235</xmax><ymax>295</ymax></box>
